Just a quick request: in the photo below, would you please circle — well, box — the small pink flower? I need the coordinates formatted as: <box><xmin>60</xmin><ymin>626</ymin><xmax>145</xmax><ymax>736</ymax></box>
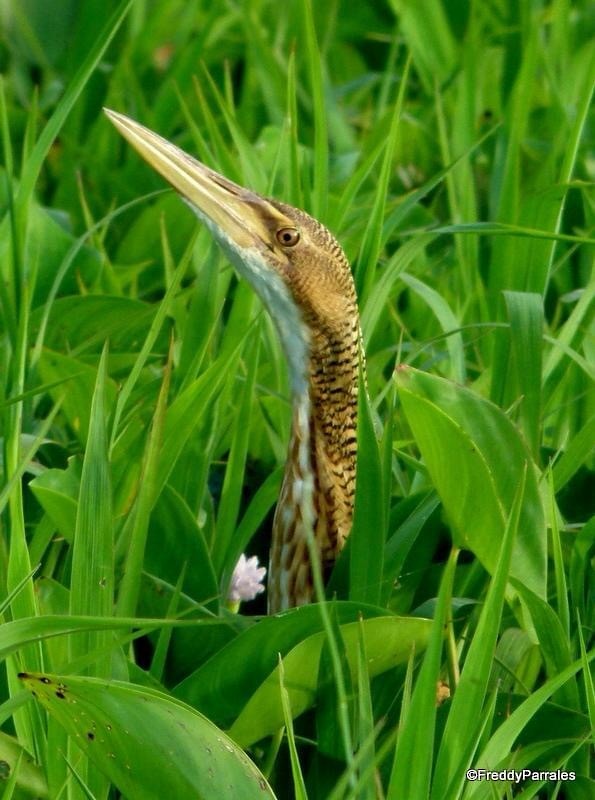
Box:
<box><xmin>228</xmin><ymin>554</ymin><xmax>266</xmax><ymax>603</ymax></box>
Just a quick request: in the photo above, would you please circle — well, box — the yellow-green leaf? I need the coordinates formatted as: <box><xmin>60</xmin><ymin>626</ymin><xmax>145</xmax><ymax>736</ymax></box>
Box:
<box><xmin>229</xmin><ymin>616</ymin><xmax>432</xmax><ymax>746</ymax></box>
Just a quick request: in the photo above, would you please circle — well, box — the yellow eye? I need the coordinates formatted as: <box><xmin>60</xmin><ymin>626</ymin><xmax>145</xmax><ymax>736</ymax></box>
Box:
<box><xmin>276</xmin><ymin>227</ymin><xmax>300</xmax><ymax>247</ymax></box>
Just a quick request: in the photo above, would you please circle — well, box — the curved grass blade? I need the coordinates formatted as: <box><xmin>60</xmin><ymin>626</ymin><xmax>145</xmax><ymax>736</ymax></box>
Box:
<box><xmin>0</xmin><ymin>615</ymin><xmax>214</xmax><ymax>663</ymax></box>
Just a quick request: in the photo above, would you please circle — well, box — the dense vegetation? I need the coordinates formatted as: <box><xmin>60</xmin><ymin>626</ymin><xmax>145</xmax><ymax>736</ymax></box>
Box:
<box><xmin>0</xmin><ymin>1</ymin><xmax>593</xmax><ymax>798</ymax></box>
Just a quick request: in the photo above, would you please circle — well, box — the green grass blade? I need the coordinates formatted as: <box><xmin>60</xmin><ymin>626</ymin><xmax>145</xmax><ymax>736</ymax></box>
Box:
<box><xmin>503</xmin><ymin>291</ymin><xmax>544</xmax><ymax>461</ymax></box>
<box><xmin>431</xmin><ymin>468</ymin><xmax>526</xmax><ymax>798</ymax></box>
<box><xmin>69</xmin><ymin>346</ymin><xmax>114</xmax><ymax>678</ymax></box>
<box><xmin>400</xmin><ymin>272</ymin><xmax>465</xmax><ymax>383</ymax></box>
<box><xmin>361</xmin><ymin>233</ymin><xmax>437</xmax><ymax>346</ymax></box>
<box><xmin>509</xmin><ymin>578</ymin><xmax>578</xmax><ymax>704</ymax></box>
<box><xmin>355</xmin><ymin>55</ymin><xmax>411</xmax><ymax>300</ymax></box>
<box><xmin>116</xmin><ymin>343</ymin><xmax>173</xmax><ymax>618</ymax></box>
<box><xmin>388</xmin><ymin>0</ymin><xmax>457</xmax><ymax>90</ymax></box>
<box><xmin>576</xmin><ymin>612</ymin><xmax>595</xmax><ymax>744</ymax></box>
<box><xmin>0</xmin><ymin>402</ymin><xmax>62</xmax><ymax>517</ymax></box>
<box><xmin>15</xmin><ymin>0</ymin><xmax>134</xmax><ymax>211</ymax></box>
<box><xmin>387</xmin><ymin>548</ymin><xmax>458</xmax><ymax>799</ymax></box>
<box><xmin>285</xmin><ymin>49</ymin><xmax>303</xmax><ymax>208</ymax></box>
<box><xmin>110</xmin><ymin>236</ymin><xmax>192</xmax><ymax>450</ymax></box>
<box><xmin>467</xmin><ymin>650</ymin><xmax>595</xmax><ymax>795</ymax></box>
<box><xmin>350</xmin><ymin>373</ymin><xmax>385</xmax><ymax>606</ymax></box>
<box><xmin>212</xmin><ymin>334</ymin><xmax>260</xmax><ymax>577</ymax></box>
<box><xmin>0</xmin><ymin>616</ymin><xmax>212</xmax><ymax>663</ymax></box>
<box><xmin>547</xmin><ymin>468</ymin><xmax>570</xmax><ymax>639</ymax></box>
<box><xmin>354</xmin><ymin>617</ymin><xmax>375</xmax><ymax>800</ymax></box>
<box><xmin>552</xmin><ymin>415</ymin><xmax>595</xmax><ymax>492</ymax></box>
<box><xmin>300</xmin><ymin>0</ymin><xmax>328</xmax><ymax>220</ymax></box>
<box><xmin>543</xmin><ymin>269</ymin><xmax>594</xmax><ymax>386</ymax></box>
<box><xmin>278</xmin><ymin>655</ymin><xmax>308</xmax><ymax>800</ymax></box>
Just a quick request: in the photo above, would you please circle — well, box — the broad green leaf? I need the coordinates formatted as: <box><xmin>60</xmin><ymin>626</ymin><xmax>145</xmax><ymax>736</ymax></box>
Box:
<box><xmin>228</xmin><ymin>615</ymin><xmax>432</xmax><ymax>746</ymax></box>
<box><xmin>174</xmin><ymin>602</ymin><xmax>390</xmax><ymax>729</ymax></box>
<box><xmin>395</xmin><ymin>367</ymin><xmax>546</xmax><ymax>598</ymax></box>
<box><xmin>19</xmin><ymin>672</ymin><xmax>276</xmax><ymax>800</ymax></box>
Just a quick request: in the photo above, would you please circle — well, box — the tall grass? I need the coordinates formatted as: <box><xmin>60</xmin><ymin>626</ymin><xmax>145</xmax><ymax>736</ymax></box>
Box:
<box><xmin>0</xmin><ymin>1</ymin><xmax>593</xmax><ymax>798</ymax></box>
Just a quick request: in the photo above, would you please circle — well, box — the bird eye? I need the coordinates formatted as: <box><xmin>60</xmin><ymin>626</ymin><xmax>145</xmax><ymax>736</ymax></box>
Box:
<box><xmin>276</xmin><ymin>227</ymin><xmax>300</xmax><ymax>247</ymax></box>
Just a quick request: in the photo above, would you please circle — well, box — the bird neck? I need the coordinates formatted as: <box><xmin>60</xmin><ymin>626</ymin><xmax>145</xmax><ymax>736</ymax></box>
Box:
<box><xmin>268</xmin><ymin>321</ymin><xmax>360</xmax><ymax>612</ymax></box>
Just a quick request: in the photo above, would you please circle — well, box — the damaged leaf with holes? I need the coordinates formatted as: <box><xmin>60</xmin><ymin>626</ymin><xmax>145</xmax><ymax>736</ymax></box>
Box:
<box><xmin>19</xmin><ymin>672</ymin><xmax>276</xmax><ymax>799</ymax></box>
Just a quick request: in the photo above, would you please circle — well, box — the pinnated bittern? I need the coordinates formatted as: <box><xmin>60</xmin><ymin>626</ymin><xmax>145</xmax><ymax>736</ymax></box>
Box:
<box><xmin>105</xmin><ymin>110</ymin><xmax>361</xmax><ymax>612</ymax></box>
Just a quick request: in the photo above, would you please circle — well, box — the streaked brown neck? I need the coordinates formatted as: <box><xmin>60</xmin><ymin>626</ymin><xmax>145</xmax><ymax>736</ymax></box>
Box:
<box><xmin>268</xmin><ymin>304</ymin><xmax>360</xmax><ymax>612</ymax></box>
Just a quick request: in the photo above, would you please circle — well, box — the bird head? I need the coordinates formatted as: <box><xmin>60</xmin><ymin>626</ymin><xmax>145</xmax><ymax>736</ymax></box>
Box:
<box><xmin>104</xmin><ymin>110</ymin><xmax>355</xmax><ymax>395</ymax></box>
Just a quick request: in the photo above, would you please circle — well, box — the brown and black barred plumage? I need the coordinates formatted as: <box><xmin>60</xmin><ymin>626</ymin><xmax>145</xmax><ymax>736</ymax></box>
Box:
<box><xmin>267</xmin><ymin>202</ymin><xmax>359</xmax><ymax>611</ymax></box>
<box><xmin>105</xmin><ymin>111</ymin><xmax>361</xmax><ymax>612</ymax></box>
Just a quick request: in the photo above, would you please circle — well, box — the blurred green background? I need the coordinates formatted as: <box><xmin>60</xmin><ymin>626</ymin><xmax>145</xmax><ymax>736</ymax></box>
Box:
<box><xmin>0</xmin><ymin>1</ymin><xmax>593</xmax><ymax>798</ymax></box>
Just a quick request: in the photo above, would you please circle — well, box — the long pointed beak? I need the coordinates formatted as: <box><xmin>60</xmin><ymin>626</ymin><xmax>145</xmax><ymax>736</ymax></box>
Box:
<box><xmin>104</xmin><ymin>109</ymin><xmax>287</xmax><ymax>250</ymax></box>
